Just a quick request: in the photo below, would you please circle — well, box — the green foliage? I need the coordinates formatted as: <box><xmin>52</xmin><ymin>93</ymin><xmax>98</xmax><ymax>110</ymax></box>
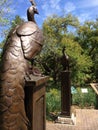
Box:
<box><xmin>61</xmin><ymin>37</ymin><xmax>93</xmax><ymax>86</ymax></box>
<box><xmin>72</xmin><ymin>87</ymin><xmax>96</xmax><ymax>108</ymax></box>
<box><xmin>39</xmin><ymin>14</ymin><xmax>93</xmax><ymax>87</ymax></box>
<box><xmin>39</xmin><ymin>14</ymin><xmax>79</xmax><ymax>82</ymax></box>
<box><xmin>43</xmin><ymin>14</ymin><xmax>79</xmax><ymax>45</ymax></box>
<box><xmin>0</xmin><ymin>0</ymin><xmax>14</xmax><ymax>36</ymax></box>
<box><xmin>46</xmin><ymin>88</ymin><xmax>61</xmax><ymax>119</ymax></box>
<box><xmin>46</xmin><ymin>86</ymin><xmax>96</xmax><ymax>120</ymax></box>
<box><xmin>4</xmin><ymin>15</ymin><xmax>24</xmax><ymax>43</ymax></box>
<box><xmin>0</xmin><ymin>0</ymin><xmax>13</xmax><ymax>25</ymax></box>
<box><xmin>46</xmin><ymin>78</ymin><xmax>61</xmax><ymax>91</ymax></box>
<box><xmin>7</xmin><ymin>15</ymin><xmax>24</xmax><ymax>37</ymax></box>
<box><xmin>11</xmin><ymin>15</ymin><xmax>24</xmax><ymax>29</ymax></box>
<box><xmin>0</xmin><ymin>15</ymin><xmax>24</xmax><ymax>60</ymax></box>
<box><xmin>76</xmin><ymin>19</ymin><xmax>98</xmax><ymax>82</ymax></box>
<box><xmin>37</xmin><ymin>43</ymin><xmax>62</xmax><ymax>84</ymax></box>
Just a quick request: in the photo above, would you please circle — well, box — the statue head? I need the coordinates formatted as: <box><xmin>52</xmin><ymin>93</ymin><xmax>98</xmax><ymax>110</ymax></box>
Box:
<box><xmin>27</xmin><ymin>0</ymin><xmax>39</xmax><ymax>21</ymax></box>
<box><xmin>30</xmin><ymin>0</ymin><xmax>36</xmax><ymax>6</ymax></box>
<box><xmin>28</xmin><ymin>5</ymin><xmax>39</xmax><ymax>15</ymax></box>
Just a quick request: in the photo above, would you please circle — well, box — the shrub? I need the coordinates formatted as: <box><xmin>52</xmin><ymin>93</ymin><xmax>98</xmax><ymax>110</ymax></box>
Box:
<box><xmin>46</xmin><ymin>88</ymin><xmax>61</xmax><ymax>119</ymax></box>
<box><xmin>72</xmin><ymin>87</ymin><xmax>96</xmax><ymax>108</ymax></box>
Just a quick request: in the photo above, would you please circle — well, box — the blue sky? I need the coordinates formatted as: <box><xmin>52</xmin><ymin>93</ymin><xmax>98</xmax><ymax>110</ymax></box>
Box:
<box><xmin>0</xmin><ymin>0</ymin><xmax>98</xmax><ymax>42</ymax></box>
<box><xmin>13</xmin><ymin>0</ymin><xmax>98</xmax><ymax>26</ymax></box>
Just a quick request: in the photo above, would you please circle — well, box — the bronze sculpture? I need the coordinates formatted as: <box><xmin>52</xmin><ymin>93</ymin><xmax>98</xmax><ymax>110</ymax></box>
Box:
<box><xmin>61</xmin><ymin>46</ymin><xmax>69</xmax><ymax>71</ymax></box>
<box><xmin>61</xmin><ymin>46</ymin><xmax>71</xmax><ymax>117</ymax></box>
<box><xmin>0</xmin><ymin>0</ymin><xmax>43</xmax><ymax>130</ymax></box>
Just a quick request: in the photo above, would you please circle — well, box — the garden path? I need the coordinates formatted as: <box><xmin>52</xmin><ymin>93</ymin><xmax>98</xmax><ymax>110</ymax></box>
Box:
<box><xmin>46</xmin><ymin>109</ymin><xmax>98</xmax><ymax>130</ymax></box>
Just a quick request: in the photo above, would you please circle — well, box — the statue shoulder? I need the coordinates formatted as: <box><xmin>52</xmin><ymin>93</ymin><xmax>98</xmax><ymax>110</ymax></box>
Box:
<box><xmin>16</xmin><ymin>21</ymin><xmax>38</xmax><ymax>36</ymax></box>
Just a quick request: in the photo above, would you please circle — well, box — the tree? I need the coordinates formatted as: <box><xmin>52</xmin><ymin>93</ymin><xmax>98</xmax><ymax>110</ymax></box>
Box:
<box><xmin>61</xmin><ymin>37</ymin><xmax>92</xmax><ymax>86</ymax></box>
<box><xmin>37</xmin><ymin>14</ymin><xmax>92</xmax><ymax>87</ymax></box>
<box><xmin>0</xmin><ymin>0</ymin><xmax>14</xmax><ymax>37</ymax></box>
<box><xmin>0</xmin><ymin>15</ymin><xmax>24</xmax><ymax>58</ymax></box>
<box><xmin>76</xmin><ymin>19</ymin><xmax>98</xmax><ymax>82</ymax></box>
<box><xmin>10</xmin><ymin>15</ymin><xmax>24</xmax><ymax>29</ymax></box>
<box><xmin>43</xmin><ymin>14</ymin><xmax>79</xmax><ymax>45</ymax></box>
<box><xmin>40</xmin><ymin>14</ymin><xmax>79</xmax><ymax>84</ymax></box>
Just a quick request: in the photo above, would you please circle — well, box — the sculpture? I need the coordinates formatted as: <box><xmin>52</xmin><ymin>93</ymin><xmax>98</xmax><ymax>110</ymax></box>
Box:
<box><xmin>0</xmin><ymin>0</ymin><xmax>43</xmax><ymax>130</ymax></box>
<box><xmin>61</xmin><ymin>46</ymin><xmax>69</xmax><ymax>71</ymax></box>
<box><xmin>60</xmin><ymin>46</ymin><xmax>71</xmax><ymax>118</ymax></box>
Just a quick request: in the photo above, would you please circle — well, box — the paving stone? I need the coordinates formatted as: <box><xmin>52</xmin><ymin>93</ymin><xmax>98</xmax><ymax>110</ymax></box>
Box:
<box><xmin>46</xmin><ymin>109</ymin><xmax>98</xmax><ymax>130</ymax></box>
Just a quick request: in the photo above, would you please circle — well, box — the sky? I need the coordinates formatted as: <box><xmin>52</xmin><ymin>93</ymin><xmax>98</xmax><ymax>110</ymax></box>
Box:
<box><xmin>0</xmin><ymin>0</ymin><xmax>98</xmax><ymax>42</ymax></box>
<box><xmin>13</xmin><ymin>0</ymin><xmax>98</xmax><ymax>26</ymax></box>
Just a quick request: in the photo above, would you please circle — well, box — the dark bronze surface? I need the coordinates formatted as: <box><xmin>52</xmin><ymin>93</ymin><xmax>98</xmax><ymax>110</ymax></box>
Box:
<box><xmin>0</xmin><ymin>0</ymin><xmax>43</xmax><ymax>129</ymax></box>
<box><xmin>61</xmin><ymin>46</ymin><xmax>69</xmax><ymax>71</ymax></box>
<box><xmin>25</xmin><ymin>75</ymin><xmax>49</xmax><ymax>130</ymax></box>
<box><xmin>61</xmin><ymin>71</ymin><xmax>71</xmax><ymax>116</ymax></box>
<box><xmin>60</xmin><ymin>47</ymin><xmax>71</xmax><ymax>117</ymax></box>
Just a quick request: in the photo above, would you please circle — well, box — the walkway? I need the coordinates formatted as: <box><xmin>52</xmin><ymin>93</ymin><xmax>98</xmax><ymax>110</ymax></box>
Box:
<box><xmin>46</xmin><ymin>109</ymin><xmax>98</xmax><ymax>130</ymax></box>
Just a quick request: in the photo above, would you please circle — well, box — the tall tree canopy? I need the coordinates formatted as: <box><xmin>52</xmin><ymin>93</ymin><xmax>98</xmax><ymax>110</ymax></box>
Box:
<box><xmin>0</xmin><ymin>0</ymin><xmax>14</xmax><ymax>37</ymax></box>
<box><xmin>76</xmin><ymin>19</ymin><xmax>98</xmax><ymax>82</ymax></box>
<box><xmin>37</xmin><ymin>14</ymin><xmax>93</xmax><ymax>87</ymax></box>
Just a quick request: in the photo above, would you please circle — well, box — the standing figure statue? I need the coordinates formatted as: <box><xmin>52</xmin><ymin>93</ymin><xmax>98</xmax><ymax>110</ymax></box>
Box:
<box><xmin>61</xmin><ymin>46</ymin><xmax>69</xmax><ymax>71</ymax></box>
<box><xmin>0</xmin><ymin>0</ymin><xmax>43</xmax><ymax>130</ymax></box>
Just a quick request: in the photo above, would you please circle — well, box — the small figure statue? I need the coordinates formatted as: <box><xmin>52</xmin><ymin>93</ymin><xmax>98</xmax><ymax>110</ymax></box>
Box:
<box><xmin>0</xmin><ymin>0</ymin><xmax>43</xmax><ymax>130</ymax></box>
<box><xmin>61</xmin><ymin>46</ymin><xmax>69</xmax><ymax>71</ymax></box>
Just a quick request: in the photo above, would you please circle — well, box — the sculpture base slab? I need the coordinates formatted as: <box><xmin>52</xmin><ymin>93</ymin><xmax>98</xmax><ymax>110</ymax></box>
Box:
<box><xmin>55</xmin><ymin>113</ymin><xmax>76</xmax><ymax>125</ymax></box>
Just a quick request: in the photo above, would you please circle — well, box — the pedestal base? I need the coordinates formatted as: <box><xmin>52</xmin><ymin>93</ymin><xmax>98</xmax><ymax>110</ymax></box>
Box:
<box><xmin>61</xmin><ymin>71</ymin><xmax>71</xmax><ymax>117</ymax></box>
<box><xmin>25</xmin><ymin>75</ymin><xmax>49</xmax><ymax>130</ymax></box>
<box><xmin>55</xmin><ymin>113</ymin><xmax>76</xmax><ymax>125</ymax></box>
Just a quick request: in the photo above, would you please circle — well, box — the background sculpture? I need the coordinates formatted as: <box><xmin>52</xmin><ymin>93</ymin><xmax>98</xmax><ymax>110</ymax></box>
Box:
<box><xmin>0</xmin><ymin>0</ymin><xmax>43</xmax><ymax>130</ymax></box>
<box><xmin>60</xmin><ymin>46</ymin><xmax>71</xmax><ymax>117</ymax></box>
<box><xmin>61</xmin><ymin>46</ymin><xmax>69</xmax><ymax>71</ymax></box>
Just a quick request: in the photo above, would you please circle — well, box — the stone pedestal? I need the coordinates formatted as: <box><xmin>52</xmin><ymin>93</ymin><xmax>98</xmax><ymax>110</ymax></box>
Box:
<box><xmin>24</xmin><ymin>75</ymin><xmax>49</xmax><ymax>130</ymax></box>
<box><xmin>61</xmin><ymin>71</ymin><xmax>71</xmax><ymax>117</ymax></box>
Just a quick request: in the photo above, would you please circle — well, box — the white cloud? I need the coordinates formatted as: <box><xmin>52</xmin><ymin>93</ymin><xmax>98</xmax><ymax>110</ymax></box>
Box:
<box><xmin>14</xmin><ymin>0</ymin><xmax>98</xmax><ymax>26</ymax></box>
<box><xmin>64</xmin><ymin>2</ymin><xmax>76</xmax><ymax>13</ymax></box>
<box><xmin>62</xmin><ymin>0</ymin><xmax>98</xmax><ymax>23</ymax></box>
<box><xmin>76</xmin><ymin>0</ymin><xmax>98</xmax><ymax>9</ymax></box>
<box><xmin>73</xmin><ymin>0</ymin><xmax>98</xmax><ymax>23</ymax></box>
<box><xmin>41</xmin><ymin>0</ymin><xmax>61</xmax><ymax>17</ymax></box>
<box><xmin>78</xmin><ymin>13</ymin><xmax>91</xmax><ymax>23</ymax></box>
<box><xmin>41</xmin><ymin>3</ymin><xmax>50</xmax><ymax>16</ymax></box>
<box><xmin>50</xmin><ymin>0</ymin><xmax>60</xmax><ymax>9</ymax></box>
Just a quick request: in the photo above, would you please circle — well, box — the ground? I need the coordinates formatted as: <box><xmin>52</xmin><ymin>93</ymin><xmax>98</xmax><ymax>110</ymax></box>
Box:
<box><xmin>46</xmin><ymin>108</ymin><xmax>98</xmax><ymax>130</ymax></box>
